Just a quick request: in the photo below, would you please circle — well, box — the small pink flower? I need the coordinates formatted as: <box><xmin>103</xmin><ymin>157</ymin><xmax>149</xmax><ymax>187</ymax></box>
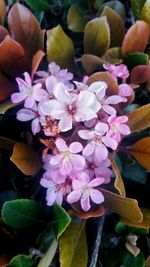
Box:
<box><xmin>103</xmin><ymin>64</ymin><xmax>129</xmax><ymax>79</ymax></box>
<box><xmin>50</xmin><ymin>138</ymin><xmax>86</xmax><ymax>175</ymax></box>
<box><xmin>67</xmin><ymin>172</ymin><xmax>104</xmax><ymax>211</ymax></box>
<box><xmin>11</xmin><ymin>72</ymin><xmax>47</xmax><ymax>108</ymax></box>
<box><xmin>40</xmin><ymin>83</ymin><xmax>100</xmax><ymax>132</ymax></box>
<box><xmin>119</xmin><ymin>84</ymin><xmax>133</xmax><ymax>97</ymax></box>
<box><xmin>88</xmin><ymin>81</ymin><xmax>124</xmax><ymax>115</ymax></box>
<box><xmin>78</xmin><ymin>122</ymin><xmax>118</xmax><ymax>162</ymax></box>
<box><xmin>107</xmin><ymin>115</ymin><xmax>131</xmax><ymax>142</ymax></box>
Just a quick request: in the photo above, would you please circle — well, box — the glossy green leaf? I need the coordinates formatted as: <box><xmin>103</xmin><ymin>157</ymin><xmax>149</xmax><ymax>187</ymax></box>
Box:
<box><xmin>67</xmin><ymin>5</ymin><xmax>87</xmax><ymax>32</ymax></box>
<box><xmin>52</xmin><ymin>204</ymin><xmax>71</xmax><ymax>239</ymax></box>
<box><xmin>115</xmin><ymin>222</ymin><xmax>149</xmax><ymax>235</ymax></box>
<box><xmin>24</xmin><ymin>0</ymin><xmax>50</xmax><ymax>11</ymax></box>
<box><xmin>97</xmin><ymin>0</ymin><xmax>126</xmax><ymax>19</ymax></box>
<box><xmin>123</xmin><ymin>52</ymin><xmax>148</xmax><ymax>70</ymax></box>
<box><xmin>2</xmin><ymin>199</ymin><xmax>42</xmax><ymax>229</ymax></box>
<box><xmin>37</xmin><ymin>238</ymin><xmax>58</xmax><ymax>267</ymax></box>
<box><xmin>47</xmin><ymin>25</ymin><xmax>75</xmax><ymax>70</ymax></box>
<box><xmin>123</xmin><ymin>251</ymin><xmax>145</xmax><ymax>267</ymax></box>
<box><xmin>131</xmin><ymin>0</ymin><xmax>146</xmax><ymax>19</ymax></box>
<box><xmin>84</xmin><ymin>17</ymin><xmax>110</xmax><ymax>57</ymax></box>
<box><xmin>101</xmin><ymin>6</ymin><xmax>125</xmax><ymax>47</ymax></box>
<box><xmin>59</xmin><ymin>221</ymin><xmax>88</xmax><ymax>267</ymax></box>
<box><xmin>8</xmin><ymin>255</ymin><xmax>33</xmax><ymax>267</ymax></box>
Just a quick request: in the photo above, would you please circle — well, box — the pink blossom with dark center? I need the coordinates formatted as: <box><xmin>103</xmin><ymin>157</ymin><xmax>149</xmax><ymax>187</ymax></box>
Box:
<box><xmin>103</xmin><ymin>63</ymin><xmax>129</xmax><ymax>79</ymax></box>
<box><xmin>107</xmin><ymin>115</ymin><xmax>131</xmax><ymax>142</ymax></box>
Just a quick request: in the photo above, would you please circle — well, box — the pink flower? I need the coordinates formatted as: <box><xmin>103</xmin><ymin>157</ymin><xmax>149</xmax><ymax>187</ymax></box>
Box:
<box><xmin>50</xmin><ymin>138</ymin><xmax>86</xmax><ymax>175</ymax></box>
<box><xmin>88</xmin><ymin>81</ymin><xmax>124</xmax><ymax>115</ymax></box>
<box><xmin>107</xmin><ymin>115</ymin><xmax>131</xmax><ymax>142</ymax></box>
<box><xmin>119</xmin><ymin>84</ymin><xmax>133</xmax><ymax>97</ymax></box>
<box><xmin>40</xmin><ymin>83</ymin><xmax>100</xmax><ymax>132</ymax></box>
<box><xmin>16</xmin><ymin>103</ymin><xmax>44</xmax><ymax>135</ymax></box>
<box><xmin>78</xmin><ymin>122</ymin><xmax>118</xmax><ymax>162</ymax></box>
<box><xmin>67</xmin><ymin>172</ymin><xmax>104</xmax><ymax>211</ymax></box>
<box><xmin>103</xmin><ymin>64</ymin><xmax>129</xmax><ymax>79</ymax></box>
<box><xmin>11</xmin><ymin>72</ymin><xmax>47</xmax><ymax>108</ymax></box>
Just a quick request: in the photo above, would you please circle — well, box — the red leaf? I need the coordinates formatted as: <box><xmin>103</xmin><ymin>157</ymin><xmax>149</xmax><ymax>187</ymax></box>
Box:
<box><xmin>32</xmin><ymin>50</ymin><xmax>45</xmax><ymax>79</ymax></box>
<box><xmin>130</xmin><ymin>65</ymin><xmax>150</xmax><ymax>84</ymax></box>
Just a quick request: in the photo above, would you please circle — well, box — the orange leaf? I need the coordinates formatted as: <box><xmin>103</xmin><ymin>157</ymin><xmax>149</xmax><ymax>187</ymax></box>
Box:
<box><xmin>122</xmin><ymin>21</ymin><xmax>149</xmax><ymax>56</ymax></box>
<box><xmin>112</xmin><ymin>158</ymin><xmax>126</xmax><ymax>197</ymax></box>
<box><xmin>0</xmin><ymin>0</ymin><xmax>6</xmax><ymax>25</ymax></box>
<box><xmin>127</xmin><ymin>104</ymin><xmax>150</xmax><ymax>133</ymax></box>
<box><xmin>101</xmin><ymin>189</ymin><xmax>143</xmax><ymax>223</ymax></box>
<box><xmin>10</xmin><ymin>142</ymin><xmax>42</xmax><ymax>176</ymax></box>
<box><xmin>127</xmin><ymin>137</ymin><xmax>150</xmax><ymax>170</ymax></box>
<box><xmin>8</xmin><ymin>3</ymin><xmax>43</xmax><ymax>68</ymax></box>
<box><xmin>87</xmin><ymin>71</ymin><xmax>119</xmax><ymax>95</ymax></box>
<box><xmin>0</xmin><ymin>35</ymin><xmax>27</xmax><ymax>75</ymax></box>
<box><xmin>72</xmin><ymin>206</ymin><xmax>105</xmax><ymax>219</ymax></box>
<box><xmin>121</xmin><ymin>208</ymin><xmax>150</xmax><ymax>228</ymax></box>
<box><xmin>32</xmin><ymin>50</ymin><xmax>45</xmax><ymax>79</ymax></box>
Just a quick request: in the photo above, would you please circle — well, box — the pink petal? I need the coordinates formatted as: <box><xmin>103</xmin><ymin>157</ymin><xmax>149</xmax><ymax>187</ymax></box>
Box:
<box><xmin>55</xmin><ymin>192</ymin><xmax>63</xmax><ymax>205</ymax></box>
<box><xmin>17</xmin><ymin>108</ymin><xmax>36</xmax><ymax>121</ymax></box>
<box><xmin>114</xmin><ymin>115</ymin><xmax>128</xmax><ymax>124</ymax></box>
<box><xmin>69</xmin><ymin>142</ymin><xmax>83</xmax><ymax>153</ymax></box>
<box><xmin>78</xmin><ymin>130</ymin><xmax>94</xmax><ymax>140</ymax></box>
<box><xmin>106</xmin><ymin>95</ymin><xmax>124</xmax><ymax>105</ymax></box>
<box><xmin>119</xmin><ymin>84</ymin><xmax>133</xmax><ymax>97</ymax></box>
<box><xmin>33</xmin><ymin>87</ymin><xmax>48</xmax><ymax>102</ymax></box>
<box><xmin>81</xmin><ymin>195</ymin><xmax>91</xmax><ymax>211</ymax></box>
<box><xmin>95</xmin><ymin>144</ymin><xmax>108</xmax><ymax>162</ymax></box>
<box><xmin>83</xmin><ymin>143</ymin><xmax>95</xmax><ymax>157</ymax></box>
<box><xmin>24</xmin><ymin>72</ymin><xmax>32</xmax><ymax>86</ymax></box>
<box><xmin>72</xmin><ymin>179</ymin><xmax>85</xmax><ymax>190</ymax></box>
<box><xmin>72</xmin><ymin>154</ymin><xmax>85</xmax><ymax>170</ymax></box>
<box><xmin>40</xmin><ymin>178</ymin><xmax>51</xmax><ymax>188</ymax></box>
<box><xmin>102</xmin><ymin>104</ymin><xmax>116</xmax><ymax>115</ymax></box>
<box><xmin>40</xmin><ymin>100</ymin><xmax>64</xmax><ymax>116</ymax></box>
<box><xmin>46</xmin><ymin>189</ymin><xmax>56</xmax><ymax>206</ymax></box>
<box><xmin>61</xmin><ymin>158</ymin><xmax>72</xmax><ymax>175</ymax></box>
<box><xmin>16</xmin><ymin>78</ymin><xmax>28</xmax><ymax>92</ymax></box>
<box><xmin>53</xmin><ymin>83</ymin><xmax>70</xmax><ymax>102</ymax></box>
<box><xmin>79</xmin><ymin>172</ymin><xmax>90</xmax><ymax>183</ymax></box>
<box><xmin>88</xmin><ymin>178</ymin><xmax>104</xmax><ymax>187</ymax></box>
<box><xmin>45</xmin><ymin>76</ymin><xmax>58</xmax><ymax>94</ymax></box>
<box><xmin>67</xmin><ymin>190</ymin><xmax>81</xmax><ymax>203</ymax></box>
<box><xmin>58</xmin><ymin>115</ymin><xmax>73</xmax><ymax>132</ymax></box>
<box><xmin>75</xmin><ymin>107</ymin><xmax>98</xmax><ymax>122</ymax></box>
<box><xmin>55</xmin><ymin>138</ymin><xmax>68</xmax><ymax>151</ymax></box>
<box><xmin>118</xmin><ymin>124</ymin><xmax>131</xmax><ymax>135</ymax></box>
<box><xmin>50</xmin><ymin>154</ymin><xmax>62</xmax><ymax>165</ymax></box>
<box><xmin>95</xmin><ymin>122</ymin><xmax>108</xmax><ymax>136</ymax></box>
<box><xmin>90</xmin><ymin>189</ymin><xmax>104</xmax><ymax>204</ymax></box>
<box><xmin>77</xmin><ymin>91</ymin><xmax>96</xmax><ymax>107</ymax></box>
<box><xmin>88</xmin><ymin>81</ymin><xmax>107</xmax><ymax>93</ymax></box>
<box><xmin>102</xmin><ymin>136</ymin><xmax>118</xmax><ymax>150</ymax></box>
<box><xmin>31</xmin><ymin>117</ymin><xmax>41</xmax><ymax>135</ymax></box>
<box><xmin>11</xmin><ymin>92</ymin><xmax>25</xmax><ymax>103</ymax></box>
<box><xmin>24</xmin><ymin>95</ymin><xmax>35</xmax><ymax>108</ymax></box>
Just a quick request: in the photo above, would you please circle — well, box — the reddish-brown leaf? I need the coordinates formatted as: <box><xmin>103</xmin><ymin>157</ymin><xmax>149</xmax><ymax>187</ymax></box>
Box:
<box><xmin>32</xmin><ymin>50</ymin><xmax>45</xmax><ymax>79</ymax></box>
<box><xmin>122</xmin><ymin>21</ymin><xmax>149</xmax><ymax>56</ymax></box>
<box><xmin>126</xmin><ymin>137</ymin><xmax>150</xmax><ymax>170</ymax></box>
<box><xmin>127</xmin><ymin>104</ymin><xmax>150</xmax><ymax>133</ymax></box>
<box><xmin>81</xmin><ymin>54</ymin><xmax>104</xmax><ymax>74</ymax></box>
<box><xmin>0</xmin><ymin>72</ymin><xmax>14</xmax><ymax>102</ymax></box>
<box><xmin>101</xmin><ymin>189</ymin><xmax>143</xmax><ymax>223</ymax></box>
<box><xmin>10</xmin><ymin>142</ymin><xmax>42</xmax><ymax>176</ymax></box>
<box><xmin>87</xmin><ymin>71</ymin><xmax>119</xmax><ymax>95</ymax></box>
<box><xmin>0</xmin><ymin>26</ymin><xmax>9</xmax><ymax>43</ymax></box>
<box><xmin>0</xmin><ymin>0</ymin><xmax>6</xmax><ymax>25</ymax></box>
<box><xmin>8</xmin><ymin>3</ymin><xmax>43</xmax><ymax>68</ymax></box>
<box><xmin>0</xmin><ymin>35</ymin><xmax>27</xmax><ymax>75</ymax></box>
<box><xmin>72</xmin><ymin>206</ymin><xmax>105</xmax><ymax>219</ymax></box>
<box><xmin>130</xmin><ymin>65</ymin><xmax>150</xmax><ymax>84</ymax></box>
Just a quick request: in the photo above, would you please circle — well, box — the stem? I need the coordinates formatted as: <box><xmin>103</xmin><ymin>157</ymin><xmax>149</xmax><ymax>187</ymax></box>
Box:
<box><xmin>89</xmin><ymin>215</ymin><xmax>105</xmax><ymax>267</ymax></box>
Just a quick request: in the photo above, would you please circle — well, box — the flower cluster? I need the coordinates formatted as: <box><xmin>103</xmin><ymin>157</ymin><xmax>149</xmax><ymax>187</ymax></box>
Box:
<box><xmin>11</xmin><ymin>62</ymin><xmax>132</xmax><ymax>212</ymax></box>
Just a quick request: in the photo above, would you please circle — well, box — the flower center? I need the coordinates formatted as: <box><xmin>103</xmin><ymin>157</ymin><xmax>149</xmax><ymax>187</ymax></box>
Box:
<box><xmin>66</xmin><ymin>103</ymin><xmax>77</xmax><ymax>115</ymax></box>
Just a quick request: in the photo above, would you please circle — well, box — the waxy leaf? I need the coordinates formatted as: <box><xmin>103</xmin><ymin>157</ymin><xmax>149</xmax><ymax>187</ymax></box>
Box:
<box><xmin>67</xmin><ymin>5</ymin><xmax>87</xmax><ymax>32</ymax></box>
<box><xmin>8</xmin><ymin>3</ymin><xmax>43</xmax><ymax>67</ymax></box>
<box><xmin>97</xmin><ymin>0</ymin><xmax>126</xmax><ymax>19</ymax></box>
<box><xmin>122</xmin><ymin>208</ymin><xmax>150</xmax><ymax>228</ymax></box>
<box><xmin>112</xmin><ymin>158</ymin><xmax>126</xmax><ymax>197</ymax></box>
<box><xmin>10</xmin><ymin>142</ymin><xmax>42</xmax><ymax>176</ymax></box>
<box><xmin>101</xmin><ymin>6</ymin><xmax>125</xmax><ymax>47</ymax></box>
<box><xmin>127</xmin><ymin>104</ymin><xmax>150</xmax><ymax>133</ymax></box>
<box><xmin>38</xmin><ymin>238</ymin><xmax>58</xmax><ymax>267</ymax></box>
<box><xmin>24</xmin><ymin>0</ymin><xmax>50</xmax><ymax>11</ymax></box>
<box><xmin>131</xmin><ymin>0</ymin><xmax>146</xmax><ymax>19</ymax></box>
<box><xmin>0</xmin><ymin>0</ymin><xmax>6</xmax><ymax>25</ymax></box>
<box><xmin>115</xmin><ymin>222</ymin><xmax>149</xmax><ymax>235</ymax></box>
<box><xmin>0</xmin><ymin>36</ymin><xmax>27</xmax><ymax>75</ymax></box>
<box><xmin>123</xmin><ymin>251</ymin><xmax>145</xmax><ymax>267</ymax></box>
<box><xmin>47</xmin><ymin>25</ymin><xmax>75</xmax><ymax>70</ymax></box>
<box><xmin>8</xmin><ymin>255</ymin><xmax>33</xmax><ymax>267</ymax></box>
<box><xmin>84</xmin><ymin>17</ymin><xmax>110</xmax><ymax>57</ymax></box>
<box><xmin>59</xmin><ymin>221</ymin><xmax>88</xmax><ymax>267</ymax></box>
<box><xmin>130</xmin><ymin>65</ymin><xmax>150</xmax><ymax>84</ymax></box>
<box><xmin>127</xmin><ymin>137</ymin><xmax>150</xmax><ymax>170</ymax></box>
<box><xmin>2</xmin><ymin>199</ymin><xmax>42</xmax><ymax>229</ymax></box>
<box><xmin>122</xmin><ymin>21</ymin><xmax>149</xmax><ymax>56</ymax></box>
<box><xmin>72</xmin><ymin>206</ymin><xmax>105</xmax><ymax>219</ymax></box>
<box><xmin>87</xmin><ymin>71</ymin><xmax>119</xmax><ymax>95</ymax></box>
<box><xmin>124</xmin><ymin>52</ymin><xmax>148</xmax><ymax>70</ymax></box>
<box><xmin>141</xmin><ymin>0</ymin><xmax>150</xmax><ymax>29</ymax></box>
<box><xmin>52</xmin><ymin>204</ymin><xmax>71</xmax><ymax>239</ymax></box>
<box><xmin>101</xmin><ymin>189</ymin><xmax>143</xmax><ymax>223</ymax></box>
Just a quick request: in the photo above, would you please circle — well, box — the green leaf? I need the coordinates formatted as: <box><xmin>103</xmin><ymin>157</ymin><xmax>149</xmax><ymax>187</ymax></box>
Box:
<box><xmin>24</xmin><ymin>0</ymin><xmax>50</xmax><ymax>11</ymax></box>
<box><xmin>123</xmin><ymin>251</ymin><xmax>145</xmax><ymax>267</ymax></box>
<box><xmin>131</xmin><ymin>0</ymin><xmax>146</xmax><ymax>19</ymax></box>
<box><xmin>123</xmin><ymin>52</ymin><xmax>148</xmax><ymax>70</ymax></box>
<box><xmin>37</xmin><ymin>238</ymin><xmax>58</xmax><ymax>267</ymax></box>
<box><xmin>67</xmin><ymin>5</ymin><xmax>87</xmax><ymax>32</ymax></box>
<box><xmin>2</xmin><ymin>199</ymin><xmax>42</xmax><ymax>229</ymax></box>
<box><xmin>59</xmin><ymin>221</ymin><xmax>88</xmax><ymax>267</ymax></box>
<box><xmin>8</xmin><ymin>255</ymin><xmax>33</xmax><ymax>267</ymax></box>
<box><xmin>52</xmin><ymin>204</ymin><xmax>71</xmax><ymax>239</ymax></box>
<box><xmin>141</xmin><ymin>0</ymin><xmax>150</xmax><ymax>29</ymax></box>
<box><xmin>47</xmin><ymin>25</ymin><xmax>75</xmax><ymax>70</ymax></box>
<box><xmin>0</xmin><ymin>191</ymin><xmax>19</xmax><ymax>210</ymax></box>
<box><xmin>101</xmin><ymin>6</ymin><xmax>125</xmax><ymax>47</ymax></box>
<box><xmin>97</xmin><ymin>0</ymin><xmax>126</xmax><ymax>19</ymax></box>
<box><xmin>0</xmin><ymin>101</ymin><xmax>16</xmax><ymax>114</ymax></box>
<box><xmin>84</xmin><ymin>17</ymin><xmax>110</xmax><ymax>57</ymax></box>
<box><xmin>115</xmin><ymin>222</ymin><xmax>149</xmax><ymax>235</ymax></box>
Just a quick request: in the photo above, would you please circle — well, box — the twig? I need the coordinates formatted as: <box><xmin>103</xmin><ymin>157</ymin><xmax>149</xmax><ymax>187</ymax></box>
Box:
<box><xmin>89</xmin><ymin>215</ymin><xmax>105</xmax><ymax>267</ymax></box>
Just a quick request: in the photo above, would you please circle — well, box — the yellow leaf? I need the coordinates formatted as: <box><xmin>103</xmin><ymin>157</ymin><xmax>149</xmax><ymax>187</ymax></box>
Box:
<box><xmin>121</xmin><ymin>208</ymin><xmax>150</xmax><ymax>228</ymax></box>
<box><xmin>127</xmin><ymin>137</ymin><xmax>150</xmax><ymax>170</ymax></box>
<box><xmin>127</xmin><ymin>104</ymin><xmax>150</xmax><ymax>133</ymax></box>
<box><xmin>10</xmin><ymin>142</ymin><xmax>42</xmax><ymax>176</ymax></box>
<box><xmin>84</xmin><ymin>17</ymin><xmax>110</xmax><ymax>57</ymax></box>
<box><xmin>67</xmin><ymin>5</ymin><xmax>87</xmax><ymax>32</ymax></box>
<box><xmin>112</xmin><ymin>158</ymin><xmax>126</xmax><ymax>197</ymax></box>
<box><xmin>101</xmin><ymin>189</ymin><xmax>143</xmax><ymax>223</ymax></box>
<box><xmin>47</xmin><ymin>25</ymin><xmax>75</xmax><ymax>70</ymax></box>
